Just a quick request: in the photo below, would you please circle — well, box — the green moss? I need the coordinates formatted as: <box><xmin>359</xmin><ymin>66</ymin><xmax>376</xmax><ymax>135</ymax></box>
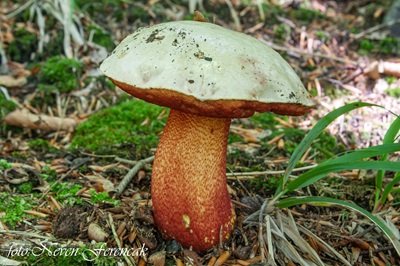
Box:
<box><xmin>52</xmin><ymin>183</ymin><xmax>83</xmax><ymax>206</ymax></box>
<box><xmin>0</xmin><ymin>193</ymin><xmax>32</xmax><ymax>227</ymax></box>
<box><xmin>90</xmin><ymin>190</ymin><xmax>119</xmax><ymax>206</ymax></box>
<box><xmin>18</xmin><ymin>182</ymin><xmax>34</xmax><ymax>194</ymax></box>
<box><xmin>273</xmin><ymin>24</ymin><xmax>289</xmax><ymax>41</ymax></box>
<box><xmin>88</xmin><ymin>24</ymin><xmax>115</xmax><ymax>51</ymax></box>
<box><xmin>315</xmin><ymin>31</ymin><xmax>329</xmax><ymax>42</ymax></box>
<box><xmin>71</xmin><ymin>100</ymin><xmax>166</xmax><ymax>158</ymax></box>
<box><xmin>358</xmin><ymin>38</ymin><xmax>400</xmax><ymax>56</ymax></box>
<box><xmin>358</xmin><ymin>39</ymin><xmax>374</xmax><ymax>55</ymax></box>
<box><xmin>7</xmin><ymin>28</ymin><xmax>38</xmax><ymax>62</ymax></box>
<box><xmin>0</xmin><ymin>94</ymin><xmax>17</xmax><ymax>134</ymax></box>
<box><xmin>38</xmin><ymin>56</ymin><xmax>83</xmax><ymax>93</ymax></box>
<box><xmin>385</xmin><ymin>76</ymin><xmax>397</xmax><ymax>85</ymax></box>
<box><xmin>0</xmin><ymin>159</ymin><xmax>12</xmax><ymax>170</ymax></box>
<box><xmin>28</xmin><ymin>138</ymin><xmax>58</xmax><ymax>153</ymax></box>
<box><xmin>249</xmin><ymin>112</ymin><xmax>279</xmax><ymax>130</ymax></box>
<box><xmin>40</xmin><ymin>165</ymin><xmax>58</xmax><ymax>181</ymax></box>
<box><xmin>261</xmin><ymin>3</ymin><xmax>285</xmax><ymax>25</ymax></box>
<box><xmin>228</xmin><ymin>133</ymin><xmax>244</xmax><ymax>144</ymax></box>
<box><xmin>386</xmin><ymin>87</ymin><xmax>400</xmax><ymax>98</ymax></box>
<box><xmin>249</xmin><ymin>175</ymin><xmax>281</xmax><ymax>194</ymax></box>
<box><xmin>378</xmin><ymin>37</ymin><xmax>399</xmax><ymax>54</ymax></box>
<box><xmin>10</xmin><ymin>151</ymin><xmax>28</xmax><ymax>160</ymax></box>
<box><xmin>0</xmin><ymin>93</ymin><xmax>17</xmax><ymax>120</ymax></box>
<box><xmin>291</xmin><ymin>7</ymin><xmax>324</xmax><ymax>23</ymax></box>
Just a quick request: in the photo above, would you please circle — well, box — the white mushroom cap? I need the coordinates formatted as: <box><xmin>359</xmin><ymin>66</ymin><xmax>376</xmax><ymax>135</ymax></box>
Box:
<box><xmin>100</xmin><ymin>21</ymin><xmax>314</xmax><ymax>117</ymax></box>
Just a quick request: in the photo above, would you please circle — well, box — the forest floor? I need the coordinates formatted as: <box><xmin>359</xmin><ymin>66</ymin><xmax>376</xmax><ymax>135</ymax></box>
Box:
<box><xmin>0</xmin><ymin>1</ymin><xmax>400</xmax><ymax>265</ymax></box>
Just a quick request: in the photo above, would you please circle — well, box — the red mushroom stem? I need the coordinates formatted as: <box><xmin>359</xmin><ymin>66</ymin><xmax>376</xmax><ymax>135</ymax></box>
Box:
<box><xmin>151</xmin><ymin>109</ymin><xmax>235</xmax><ymax>251</ymax></box>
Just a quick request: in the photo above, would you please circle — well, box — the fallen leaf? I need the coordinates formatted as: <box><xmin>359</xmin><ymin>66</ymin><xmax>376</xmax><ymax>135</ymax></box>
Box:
<box><xmin>0</xmin><ymin>75</ymin><xmax>27</xmax><ymax>87</ymax></box>
<box><xmin>85</xmin><ymin>174</ymin><xmax>115</xmax><ymax>192</ymax></box>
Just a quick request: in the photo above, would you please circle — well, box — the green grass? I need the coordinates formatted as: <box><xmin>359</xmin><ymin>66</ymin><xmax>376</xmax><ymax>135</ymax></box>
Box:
<box><xmin>71</xmin><ymin>100</ymin><xmax>166</xmax><ymax>158</ymax></box>
<box><xmin>269</xmin><ymin>102</ymin><xmax>400</xmax><ymax>256</ymax></box>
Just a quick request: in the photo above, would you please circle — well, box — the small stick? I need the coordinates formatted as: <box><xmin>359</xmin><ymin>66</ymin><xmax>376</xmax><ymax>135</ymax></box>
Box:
<box><xmin>227</xmin><ymin>164</ymin><xmax>317</xmax><ymax>178</ymax></box>
<box><xmin>353</xmin><ymin>19</ymin><xmax>400</xmax><ymax>40</ymax></box>
<box><xmin>115</xmin><ymin>157</ymin><xmax>138</xmax><ymax>165</ymax></box>
<box><xmin>115</xmin><ymin>156</ymin><xmax>154</xmax><ymax>196</ymax></box>
<box><xmin>108</xmin><ymin>213</ymin><xmax>134</xmax><ymax>266</ymax></box>
<box><xmin>0</xmin><ymin>229</ymin><xmax>52</xmax><ymax>240</ymax></box>
<box><xmin>261</xmin><ymin>39</ymin><xmax>357</xmax><ymax>65</ymax></box>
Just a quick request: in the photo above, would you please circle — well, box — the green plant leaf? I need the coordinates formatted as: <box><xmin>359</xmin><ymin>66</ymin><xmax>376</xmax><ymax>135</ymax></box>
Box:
<box><xmin>375</xmin><ymin>115</ymin><xmax>400</xmax><ymax>209</ymax></box>
<box><xmin>321</xmin><ymin>143</ymin><xmax>400</xmax><ymax>165</ymax></box>
<box><xmin>277</xmin><ymin>196</ymin><xmax>400</xmax><ymax>256</ymax></box>
<box><xmin>286</xmin><ymin>161</ymin><xmax>400</xmax><ymax>192</ymax></box>
<box><xmin>276</xmin><ymin>102</ymin><xmax>381</xmax><ymax>196</ymax></box>
<box><xmin>380</xmin><ymin>173</ymin><xmax>400</xmax><ymax>208</ymax></box>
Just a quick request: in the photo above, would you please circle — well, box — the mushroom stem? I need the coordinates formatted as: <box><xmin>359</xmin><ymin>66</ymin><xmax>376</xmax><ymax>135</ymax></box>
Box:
<box><xmin>151</xmin><ymin>109</ymin><xmax>235</xmax><ymax>251</ymax></box>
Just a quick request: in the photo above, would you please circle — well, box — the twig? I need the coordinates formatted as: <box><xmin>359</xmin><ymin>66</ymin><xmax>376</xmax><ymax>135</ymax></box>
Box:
<box><xmin>224</xmin><ymin>0</ymin><xmax>242</xmax><ymax>31</ymax></box>
<box><xmin>258</xmin><ymin>199</ymin><xmax>268</xmax><ymax>262</ymax></box>
<box><xmin>6</xmin><ymin>0</ymin><xmax>34</xmax><ymax>19</ymax></box>
<box><xmin>260</xmin><ymin>39</ymin><xmax>357</xmax><ymax>65</ymax></box>
<box><xmin>353</xmin><ymin>19</ymin><xmax>400</xmax><ymax>40</ymax></box>
<box><xmin>79</xmin><ymin>151</ymin><xmax>116</xmax><ymax>158</ymax></box>
<box><xmin>108</xmin><ymin>213</ymin><xmax>134</xmax><ymax>266</ymax></box>
<box><xmin>227</xmin><ymin>164</ymin><xmax>317</xmax><ymax>179</ymax></box>
<box><xmin>115</xmin><ymin>156</ymin><xmax>154</xmax><ymax>196</ymax></box>
<box><xmin>0</xmin><ymin>229</ymin><xmax>52</xmax><ymax>240</ymax></box>
<box><xmin>115</xmin><ymin>157</ymin><xmax>138</xmax><ymax>165</ymax></box>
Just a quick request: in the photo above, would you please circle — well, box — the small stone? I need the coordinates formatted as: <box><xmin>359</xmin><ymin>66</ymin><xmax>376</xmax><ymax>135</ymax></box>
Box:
<box><xmin>88</xmin><ymin>223</ymin><xmax>108</xmax><ymax>242</ymax></box>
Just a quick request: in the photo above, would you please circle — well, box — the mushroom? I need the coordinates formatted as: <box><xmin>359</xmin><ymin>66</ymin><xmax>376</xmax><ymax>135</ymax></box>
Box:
<box><xmin>100</xmin><ymin>21</ymin><xmax>314</xmax><ymax>251</ymax></box>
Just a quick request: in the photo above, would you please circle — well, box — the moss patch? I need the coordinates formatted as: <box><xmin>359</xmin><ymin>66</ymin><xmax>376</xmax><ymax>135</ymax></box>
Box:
<box><xmin>0</xmin><ymin>93</ymin><xmax>17</xmax><ymax>120</ymax></box>
<box><xmin>0</xmin><ymin>193</ymin><xmax>33</xmax><ymax>227</ymax></box>
<box><xmin>7</xmin><ymin>28</ymin><xmax>38</xmax><ymax>62</ymax></box>
<box><xmin>0</xmin><ymin>93</ymin><xmax>17</xmax><ymax>134</ymax></box>
<box><xmin>71</xmin><ymin>100</ymin><xmax>166</xmax><ymax>158</ymax></box>
<box><xmin>38</xmin><ymin>56</ymin><xmax>83</xmax><ymax>93</ymax></box>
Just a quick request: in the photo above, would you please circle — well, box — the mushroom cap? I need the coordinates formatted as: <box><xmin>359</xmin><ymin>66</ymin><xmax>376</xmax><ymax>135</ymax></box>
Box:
<box><xmin>100</xmin><ymin>21</ymin><xmax>314</xmax><ymax>118</ymax></box>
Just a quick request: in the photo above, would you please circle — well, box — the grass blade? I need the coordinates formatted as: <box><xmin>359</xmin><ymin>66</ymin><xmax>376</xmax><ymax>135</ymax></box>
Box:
<box><xmin>286</xmin><ymin>161</ymin><xmax>400</xmax><ymax>192</ymax></box>
<box><xmin>277</xmin><ymin>196</ymin><xmax>400</xmax><ymax>256</ymax></box>
<box><xmin>380</xmin><ymin>173</ymin><xmax>400</xmax><ymax>207</ymax></box>
<box><xmin>277</xmin><ymin>102</ymin><xmax>380</xmax><ymax>196</ymax></box>
<box><xmin>375</xmin><ymin>115</ymin><xmax>400</xmax><ymax>210</ymax></box>
<box><xmin>321</xmin><ymin>143</ymin><xmax>400</xmax><ymax>165</ymax></box>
